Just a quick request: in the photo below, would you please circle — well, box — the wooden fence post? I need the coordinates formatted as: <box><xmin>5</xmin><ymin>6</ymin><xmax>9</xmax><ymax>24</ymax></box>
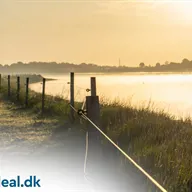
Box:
<box><xmin>70</xmin><ymin>72</ymin><xmax>75</xmax><ymax>122</ymax></box>
<box><xmin>91</xmin><ymin>77</ymin><xmax>96</xmax><ymax>96</ymax></box>
<box><xmin>17</xmin><ymin>76</ymin><xmax>20</xmax><ymax>101</ymax></box>
<box><xmin>0</xmin><ymin>74</ymin><xmax>1</xmax><ymax>91</ymax></box>
<box><xmin>86</xmin><ymin>77</ymin><xmax>102</xmax><ymax>180</ymax></box>
<box><xmin>8</xmin><ymin>75</ymin><xmax>10</xmax><ymax>97</ymax></box>
<box><xmin>25</xmin><ymin>77</ymin><xmax>29</xmax><ymax>107</ymax></box>
<box><xmin>42</xmin><ymin>78</ymin><xmax>46</xmax><ymax>114</ymax></box>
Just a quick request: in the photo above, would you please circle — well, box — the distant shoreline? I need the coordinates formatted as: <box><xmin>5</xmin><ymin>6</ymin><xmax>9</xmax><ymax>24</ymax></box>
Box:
<box><xmin>2</xmin><ymin>71</ymin><xmax>192</xmax><ymax>76</ymax></box>
<box><xmin>1</xmin><ymin>59</ymin><xmax>192</xmax><ymax>74</ymax></box>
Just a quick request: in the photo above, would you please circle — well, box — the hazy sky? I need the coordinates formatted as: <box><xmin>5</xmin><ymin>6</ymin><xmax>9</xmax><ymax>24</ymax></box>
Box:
<box><xmin>1</xmin><ymin>0</ymin><xmax>192</xmax><ymax>66</ymax></box>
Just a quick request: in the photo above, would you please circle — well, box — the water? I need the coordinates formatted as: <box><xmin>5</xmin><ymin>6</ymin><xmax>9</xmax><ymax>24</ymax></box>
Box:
<box><xmin>29</xmin><ymin>73</ymin><xmax>192</xmax><ymax>118</ymax></box>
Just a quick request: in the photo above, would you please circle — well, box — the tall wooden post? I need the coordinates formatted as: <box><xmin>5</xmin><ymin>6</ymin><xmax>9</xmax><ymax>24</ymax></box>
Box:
<box><xmin>17</xmin><ymin>76</ymin><xmax>20</xmax><ymax>101</ymax></box>
<box><xmin>0</xmin><ymin>74</ymin><xmax>1</xmax><ymax>91</ymax></box>
<box><xmin>91</xmin><ymin>77</ymin><xmax>96</xmax><ymax>96</ymax></box>
<box><xmin>86</xmin><ymin>77</ymin><xmax>102</xmax><ymax>180</ymax></box>
<box><xmin>70</xmin><ymin>72</ymin><xmax>75</xmax><ymax>122</ymax></box>
<box><xmin>42</xmin><ymin>78</ymin><xmax>46</xmax><ymax>114</ymax></box>
<box><xmin>25</xmin><ymin>77</ymin><xmax>29</xmax><ymax>107</ymax></box>
<box><xmin>8</xmin><ymin>75</ymin><xmax>10</xmax><ymax>97</ymax></box>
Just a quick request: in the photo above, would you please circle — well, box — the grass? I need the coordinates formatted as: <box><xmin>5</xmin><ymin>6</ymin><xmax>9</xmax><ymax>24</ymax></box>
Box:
<box><xmin>0</xmin><ymin>74</ymin><xmax>83</xmax><ymax>122</ymax></box>
<box><xmin>100</xmin><ymin>99</ymin><xmax>192</xmax><ymax>192</ymax></box>
<box><xmin>0</xmin><ymin>101</ymin><xmax>57</xmax><ymax>152</ymax></box>
<box><xmin>0</xmin><ymin>74</ymin><xmax>192</xmax><ymax>191</ymax></box>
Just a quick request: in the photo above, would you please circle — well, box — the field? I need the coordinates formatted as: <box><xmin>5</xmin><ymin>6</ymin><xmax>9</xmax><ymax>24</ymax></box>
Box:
<box><xmin>0</xmin><ymin>74</ymin><xmax>192</xmax><ymax>191</ymax></box>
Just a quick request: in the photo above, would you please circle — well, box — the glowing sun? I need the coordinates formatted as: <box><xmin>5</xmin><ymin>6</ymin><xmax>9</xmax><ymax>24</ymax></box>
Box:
<box><xmin>170</xmin><ymin>2</ymin><xmax>192</xmax><ymax>23</ymax></box>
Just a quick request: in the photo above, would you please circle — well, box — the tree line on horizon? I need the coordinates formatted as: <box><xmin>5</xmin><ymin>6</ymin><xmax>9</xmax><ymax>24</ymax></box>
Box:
<box><xmin>0</xmin><ymin>58</ymin><xmax>192</xmax><ymax>73</ymax></box>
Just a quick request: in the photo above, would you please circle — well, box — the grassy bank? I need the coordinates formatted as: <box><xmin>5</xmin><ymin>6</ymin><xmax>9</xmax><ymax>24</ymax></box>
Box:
<box><xmin>0</xmin><ymin>74</ymin><xmax>191</xmax><ymax>191</ymax></box>
<box><xmin>101</xmin><ymin>101</ymin><xmax>192</xmax><ymax>192</ymax></box>
<box><xmin>0</xmin><ymin>74</ymin><xmax>75</xmax><ymax>117</ymax></box>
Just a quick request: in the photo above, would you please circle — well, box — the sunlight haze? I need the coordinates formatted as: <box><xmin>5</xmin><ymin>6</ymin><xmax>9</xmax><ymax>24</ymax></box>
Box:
<box><xmin>1</xmin><ymin>0</ymin><xmax>192</xmax><ymax>66</ymax></box>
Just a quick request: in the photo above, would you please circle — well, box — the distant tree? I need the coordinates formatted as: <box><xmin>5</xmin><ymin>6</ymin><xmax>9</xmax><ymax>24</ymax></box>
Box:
<box><xmin>139</xmin><ymin>62</ymin><xmax>145</xmax><ymax>68</ymax></box>
<box><xmin>182</xmin><ymin>58</ymin><xmax>190</xmax><ymax>65</ymax></box>
<box><xmin>16</xmin><ymin>61</ymin><xmax>24</xmax><ymax>66</ymax></box>
<box><xmin>165</xmin><ymin>61</ymin><xmax>169</xmax><ymax>65</ymax></box>
<box><xmin>156</xmin><ymin>62</ymin><xmax>161</xmax><ymax>67</ymax></box>
<box><xmin>80</xmin><ymin>63</ymin><xmax>86</xmax><ymax>66</ymax></box>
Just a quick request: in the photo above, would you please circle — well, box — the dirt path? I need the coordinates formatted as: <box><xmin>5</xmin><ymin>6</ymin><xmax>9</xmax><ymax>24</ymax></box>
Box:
<box><xmin>0</xmin><ymin>101</ymin><xmax>92</xmax><ymax>191</ymax></box>
<box><xmin>0</xmin><ymin>101</ymin><xmax>148</xmax><ymax>192</ymax></box>
<box><xmin>0</xmin><ymin>101</ymin><xmax>57</xmax><ymax>155</ymax></box>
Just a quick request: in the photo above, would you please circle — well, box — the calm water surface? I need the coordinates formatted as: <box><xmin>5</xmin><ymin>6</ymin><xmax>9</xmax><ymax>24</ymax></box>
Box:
<box><xmin>30</xmin><ymin>73</ymin><xmax>192</xmax><ymax>118</ymax></box>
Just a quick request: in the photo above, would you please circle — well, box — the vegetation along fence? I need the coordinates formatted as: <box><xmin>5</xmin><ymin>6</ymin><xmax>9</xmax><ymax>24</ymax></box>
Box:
<box><xmin>0</xmin><ymin>73</ymin><xmax>168</xmax><ymax>192</ymax></box>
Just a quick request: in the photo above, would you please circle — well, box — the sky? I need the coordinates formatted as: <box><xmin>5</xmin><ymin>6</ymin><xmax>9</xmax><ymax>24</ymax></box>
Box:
<box><xmin>1</xmin><ymin>0</ymin><xmax>192</xmax><ymax>66</ymax></box>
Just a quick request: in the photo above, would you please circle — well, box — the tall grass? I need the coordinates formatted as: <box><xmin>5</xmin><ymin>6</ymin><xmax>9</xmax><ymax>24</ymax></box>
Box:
<box><xmin>100</xmin><ymin>99</ymin><xmax>192</xmax><ymax>192</ymax></box>
<box><xmin>0</xmin><ymin>75</ymin><xmax>192</xmax><ymax>191</ymax></box>
<box><xmin>0</xmin><ymin>75</ymin><xmax>75</xmax><ymax>117</ymax></box>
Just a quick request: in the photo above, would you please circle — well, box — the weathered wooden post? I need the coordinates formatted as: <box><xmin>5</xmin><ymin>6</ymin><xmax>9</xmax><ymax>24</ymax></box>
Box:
<box><xmin>86</xmin><ymin>77</ymin><xmax>102</xmax><ymax>181</ymax></box>
<box><xmin>17</xmin><ymin>76</ymin><xmax>20</xmax><ymax>101</ymax></box>
<box><xmin>42</xmin><ymin>78</ymin><xmax>46</xmax><ymax>114</ymax></box>
<box><xmin>91</xmin><ymin>77</ymin><xmax>96</xmax><ymax>96</ymax></box>
<box><xmin>0</xmin><ymin>74</ymin><xmax>1</xmax><ymax>91</ymax></box>
<box><xmin>8</xmin><ymin>75</ymin><xmax>10</xmax><ymax>97</ymax></box>
<box><xmin>25</xmin><ymin>77</ymin><xmax>29</xmax><ymax>107</ymax></box>
<box><xmin>70</xmin><ymin>72</ymin><xmax>75</xmax><ymax>123</ymax></box>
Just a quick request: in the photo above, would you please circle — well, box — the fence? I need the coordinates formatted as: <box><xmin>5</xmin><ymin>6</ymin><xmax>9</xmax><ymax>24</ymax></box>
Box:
<box><xmin>0</xmin><ymin>73</ymin><xmax>168</xmax><ymax>192</ymax></box>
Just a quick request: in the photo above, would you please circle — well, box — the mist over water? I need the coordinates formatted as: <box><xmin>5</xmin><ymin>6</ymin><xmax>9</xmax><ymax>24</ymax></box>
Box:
<box><xmin>30</xmin><ymin>73</ymin><xmax>192</xmax><ymax>118</ymax></box>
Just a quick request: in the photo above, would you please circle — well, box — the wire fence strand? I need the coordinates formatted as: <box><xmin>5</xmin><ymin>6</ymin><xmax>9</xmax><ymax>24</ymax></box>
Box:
<box><xmin>69</xmin><ymin>104</ymin><xmax>167</xmax><ymax>192</ymax></box>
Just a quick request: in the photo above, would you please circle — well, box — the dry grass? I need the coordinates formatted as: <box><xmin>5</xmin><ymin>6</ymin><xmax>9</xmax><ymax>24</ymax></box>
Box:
<box><xmin>100</xmin><ymin>99</ymin><xmax>192</xmax><ymax>192</ymax></box>
<box><xmin>0</xmin><ymin>101</ymin><xmax>59</xmax><ymax>156</ymax></box>
<box><xmin>0</xmin><ymin>75</ymin><xmax>192</xmax><ymax>191</ymax></box>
